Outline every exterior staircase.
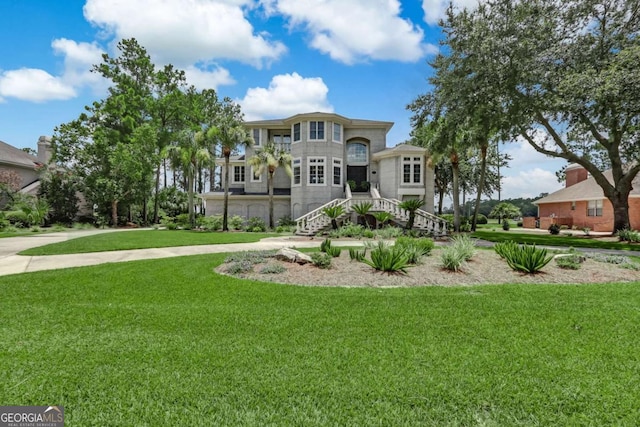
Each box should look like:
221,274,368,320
295,188,448,236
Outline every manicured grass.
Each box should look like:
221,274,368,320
1,255,639,425
472,229,639,251
19,230,280,255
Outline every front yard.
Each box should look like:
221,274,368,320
1,253,639,425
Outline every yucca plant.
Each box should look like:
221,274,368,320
349,247,367,262
325,245,342,258
440,246,466,272
503,244,553,274
494,240,519,259
449,234,476,261
320,238,332,253
322,205,346,229
395,236,435,264
361,241,411,274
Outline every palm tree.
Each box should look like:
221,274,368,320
164,131,211,228
322,205,345,230
215,101,253,231
489,202,521,225
352,202,372,227
247,141,293,229
398,198,424,230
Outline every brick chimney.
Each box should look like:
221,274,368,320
37,136,52,164
565,163,589,187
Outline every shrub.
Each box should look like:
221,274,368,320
175,213,191,228
361,241,411,274
311,252,332,269
229,215,244,230
502,220,510,231
502,244,553,274
225,260,254,274
395,236,435,264
198,215,222,231
224,251,275,264
363,229,375,239
278,215,297,227
449,234,476,261
374,226,403,239
328,223,365,238
440,246,466,272
475,214,488,225
555,254,583,270
548,224,560,235
517,221,523,227
582,227,591,236
259,263,286,274
616,228,640,243
246,217,266,232
5,210,29,228
349,248,367,262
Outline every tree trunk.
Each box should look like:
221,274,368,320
223,151,231,231
451,152,461,232
438,191,444,215
153,165,161,224
609,190,631,232
111,199,118,228
471,143,488,232
268,171,275,229
188,170,195,228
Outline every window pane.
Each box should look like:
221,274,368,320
403,164,411,183
253,129,260,145
317,121,324,139
414,164,421,183
293,123,301,141
347,143,367,163
333,166,341,185
333,123,341,141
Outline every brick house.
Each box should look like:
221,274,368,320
0,136,51,196
523,163,640,232
201,112,446,234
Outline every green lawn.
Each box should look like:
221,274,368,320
472,229,639,251
1,254,639,425
19,230,280,255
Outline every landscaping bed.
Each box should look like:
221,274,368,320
218,249,640,287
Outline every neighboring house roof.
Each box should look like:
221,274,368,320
371,143,427,161
534,170,640,205
245,112,394,133
0,139,40,169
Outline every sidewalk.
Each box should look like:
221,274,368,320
0,231,346,277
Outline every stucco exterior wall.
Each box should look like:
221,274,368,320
205,195,291,225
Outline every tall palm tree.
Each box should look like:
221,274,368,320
164,130,211,227
214,101,253,231
248,141,293,229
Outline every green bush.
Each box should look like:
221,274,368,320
259,263,286,274
373,226,403,239
548,223,560,235
555,255,583,270
361,241,411,274
395,236,435,264
246,217,266,232
328,223,365,238
175,213,191,228
616,228,640,243
311,252,332,269
225,260,254,274
475,214,488,225
229,215,245,230
5,210,29,228
502,220,510,231
349,248,367,262
440,246,466,272
224,251,275,264
501,244,553,274
449,234,476,261
198,215,222,231
277,215,297,227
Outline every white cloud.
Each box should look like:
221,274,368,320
184,65,235,90
422,0,483,26
52,38,106,90
83,0,287,67
501,168,563,200
238,72,333,120
0,68,76,102
271,0,436,64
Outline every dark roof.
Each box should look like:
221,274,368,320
0,140,40,168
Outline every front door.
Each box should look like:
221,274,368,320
347,166,368,192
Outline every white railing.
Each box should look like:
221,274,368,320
295,194,448,236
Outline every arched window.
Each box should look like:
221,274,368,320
347,142,368,164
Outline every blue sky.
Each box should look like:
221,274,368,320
0,0,564,200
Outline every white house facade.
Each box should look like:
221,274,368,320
201,112,442,234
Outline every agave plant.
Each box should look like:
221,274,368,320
373,211,393,229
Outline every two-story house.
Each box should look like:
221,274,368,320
201,112,442,234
